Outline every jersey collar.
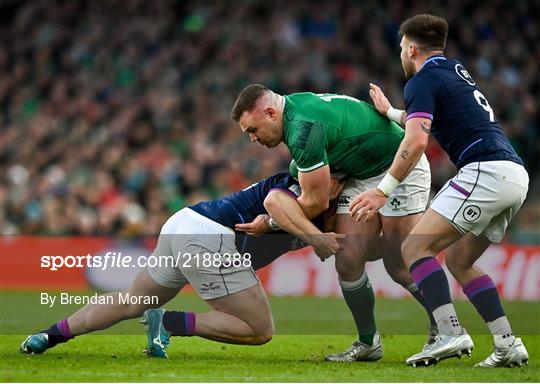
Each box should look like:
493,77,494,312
420,54,447,70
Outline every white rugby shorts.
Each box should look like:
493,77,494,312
337,153,431,216
147,208,259,299
430,160,529,243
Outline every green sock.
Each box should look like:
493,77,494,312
340,271,377,345
406,282,437,327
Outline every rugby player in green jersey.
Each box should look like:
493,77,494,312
231,84,436,362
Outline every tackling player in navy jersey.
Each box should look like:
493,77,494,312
350,14,529,368
20,173,343,357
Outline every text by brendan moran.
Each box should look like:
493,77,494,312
40,292,159,307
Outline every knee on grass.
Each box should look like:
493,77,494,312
246,320,275,345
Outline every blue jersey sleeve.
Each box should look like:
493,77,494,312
404,72,438,122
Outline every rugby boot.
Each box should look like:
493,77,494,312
475,337,528,368
140,309,170,358
20,333,49,354
325,333,383,362
423,324,439,351
406,328,473,367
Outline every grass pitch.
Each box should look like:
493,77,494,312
1,292,539,382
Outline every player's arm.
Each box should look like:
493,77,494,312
350,78,435,222
264,190,322,237
385,117,430,182
288,120,331,217
383,76,436,184
348,118,429,221
264,189,343,259
297,165,331,218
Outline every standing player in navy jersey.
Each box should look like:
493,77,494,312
350,14,529,368
20,173,343,358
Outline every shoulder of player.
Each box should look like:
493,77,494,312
259,173,299,199
404,70,442,94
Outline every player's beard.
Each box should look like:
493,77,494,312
402,59,416,79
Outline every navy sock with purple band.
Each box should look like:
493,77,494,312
162,311,196,336
409,256,464,335
40,318,74,348
463,274,505,322
409,256,452,311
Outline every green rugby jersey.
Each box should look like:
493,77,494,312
283,92,404,180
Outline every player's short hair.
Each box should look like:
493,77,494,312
400,14,448,53
231,83,269,122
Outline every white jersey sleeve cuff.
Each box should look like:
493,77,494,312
297,162,325,172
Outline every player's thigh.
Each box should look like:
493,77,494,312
335,179,383,277
381,213,422,243
401,208,462,266
129,268,181,301
336,179,382,245
336,213,382,258
123,268,182,316
380,213,422,276
205,283,273,335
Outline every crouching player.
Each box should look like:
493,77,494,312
20,172,343,357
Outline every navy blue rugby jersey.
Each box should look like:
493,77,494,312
189,172,301,229
189,172,320,266
404,55,523,169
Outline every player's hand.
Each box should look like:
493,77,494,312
349,188,388,222
369,83,392,116
312,232,346,261
235,214,271,236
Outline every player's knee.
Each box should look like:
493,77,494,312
335,258,364,281
335,248,365,280
251,332,273,345
249,322,274,345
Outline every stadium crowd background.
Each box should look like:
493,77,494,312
1,0,538,242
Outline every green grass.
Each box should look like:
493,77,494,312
1,292,539,382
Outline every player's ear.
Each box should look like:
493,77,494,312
265,107,277,120
408,43,416,60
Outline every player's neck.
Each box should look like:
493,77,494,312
276,94,285,112
415,50,444,72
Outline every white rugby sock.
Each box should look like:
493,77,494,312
339,271,368,290
433,303,462,336
488,316,515,348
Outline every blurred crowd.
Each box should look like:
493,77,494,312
1,0,538,242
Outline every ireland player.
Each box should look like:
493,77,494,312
351,14,529,367
20,173,342,357
231,85,435,361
